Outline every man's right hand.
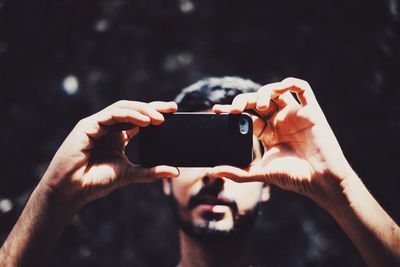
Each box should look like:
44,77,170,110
41,100,179,208
0,100,180,267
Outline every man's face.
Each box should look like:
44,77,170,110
163,138,270,240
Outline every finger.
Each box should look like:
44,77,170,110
96,107,151,127
255,100,280,119
210,165,265,183
256,83,279,111
271,103,302,130
214,99,278,122
125,126,140,140
112,100,177,113
276,91,301,109
149,101,178,113
279,77,316,106
228,91,279,119
250,114,267,138
211,165,250,182
255,78,314,111
109,100,168,125
135,105,165,125
257,82,294,109
121,164,180,185
212,104,232,113
117,102,166,125
253,136,263,160
78,109,150,141
149,165,180,178
231,93,258,114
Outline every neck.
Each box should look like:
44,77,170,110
177,230,252,267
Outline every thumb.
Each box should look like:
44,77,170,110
120,161,180,185
210,163,267,183
250,114,267,138
211,146,310,185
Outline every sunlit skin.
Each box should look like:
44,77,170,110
210,78,355,199
41,100,180,206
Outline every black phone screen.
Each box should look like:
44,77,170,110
138,112,253,168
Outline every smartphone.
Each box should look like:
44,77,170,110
138,112,253,168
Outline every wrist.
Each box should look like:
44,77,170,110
37,175,87,216
309,169,362,216
42,164,95,208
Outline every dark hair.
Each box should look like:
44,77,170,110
174,76,261,112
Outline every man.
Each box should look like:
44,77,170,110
0,77,399,267
164,77,270,267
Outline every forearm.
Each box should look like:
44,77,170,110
319,175,400,267
0,181,80,267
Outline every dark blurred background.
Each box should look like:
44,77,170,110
1,0,400,266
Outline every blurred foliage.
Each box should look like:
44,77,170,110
0,0,400,266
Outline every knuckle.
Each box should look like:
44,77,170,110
144,103,155,110
282,77,299,87
282,77,298,83
231,96,241,105
282,77,311,91
111,100,128,107
75,117,94,131
108,107,122,115
257,85,267,92
77,117,90,126
258,85,271,94
233,93,246,103
301,80,311,90
141,106,156,115
114,100,142,107
117,100,130,105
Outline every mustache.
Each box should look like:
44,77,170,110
187,193,238,214
186,176,238,214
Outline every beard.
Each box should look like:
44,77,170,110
167,194,260,244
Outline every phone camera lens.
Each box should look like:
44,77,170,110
239,118,249,135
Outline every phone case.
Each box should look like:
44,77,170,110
138,112,253,167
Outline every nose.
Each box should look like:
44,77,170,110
201,175,224,196
203,175,224,185
203,168,223,184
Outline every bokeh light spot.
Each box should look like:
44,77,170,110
62,75,79,95
94,19,110,32
178,0,195,14
164,52,193,72
0,198,13,213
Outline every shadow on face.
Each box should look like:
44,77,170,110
163,136,270,239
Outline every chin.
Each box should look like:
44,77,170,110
168,195,261,243
192,211,235,232
178,208,260,243
207,218,235,231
